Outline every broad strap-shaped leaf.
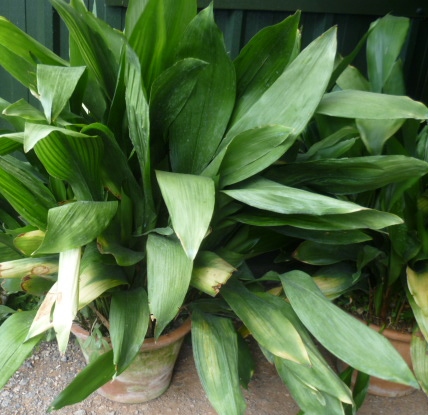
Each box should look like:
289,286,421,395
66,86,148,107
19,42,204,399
37,64,86,124
0,16,67,91
231,11,300,124
3,99,46,122
147,233,193,338
275,360,348,415
125,47,156,231
223,177,397,218
218,125,292,187
192,309,246,415
190,251,235,296
53,248,81,354
78,243,128,309
127,0,196,90
407,265,428,317
280,271,419,388
317,90,428,120
110,287,150,374
0,155,57,230
269,155,428,194
0,311,43,390
367,15,410,93
225,26,337,144
36,201,118,254
170,3,236,174
150,58,208,145
411,329,428,395
51,0,125,101
234,208,402,231
30,127,104,201
221,278,310,364
49,350,115,411
0,255,58,279
156,170,215,260
356,119,405,155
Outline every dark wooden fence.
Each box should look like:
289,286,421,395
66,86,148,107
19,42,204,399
1,0,427,105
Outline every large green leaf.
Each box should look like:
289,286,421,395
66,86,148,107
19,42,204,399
221,279,310,364
37,64,86,124
411,329,428,394
356,119,405,155
0,17,67,91
28,126,104,201
156,170,215,260
223,177,395,217
0,155,57,230
269,155,428,194
366,15,410,93
0,311,43,389
219,125,292,187
280,271,419,388
49,350,115,411
147,234,193,338
36,201,118,254
225,26,337,143
3,99,46,122
110,287,150,374
234,209,402,231
150,58,208,144
127,0,196,89
78,243,128,309
125,47,156,231
192,310,246,415
51,0,125,101
317,90,428,120
170,4,236,174
53,248,81,353
231,11,300,124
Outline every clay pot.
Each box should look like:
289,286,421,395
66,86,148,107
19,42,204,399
337,320,415,397
71,319,191,403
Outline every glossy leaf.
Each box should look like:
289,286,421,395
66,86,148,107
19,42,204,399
51,0,125,101
317,91,428,120
78,243,128,309
156,170,215,260
37,64,86,123
411,329,428,394
170,4,236,174
407,265,428,317
231,11,300,123
192,309,246,415
0,17,66,91
0,155,57,230
125,48,156,231
147,234,193,338
219,125,292,187
191,251,235,296
234,209,402,231
110,287,150,374
269,155,428,194
366,15,410,93
127,0,196,89
49,350,115,411
36,201,118,254
0,311,43,389
223,177,399,219
3,99,46,122
24,128,103,200
53,248,81,353
221,279,310,364
280,271,419,388
226,26,337,143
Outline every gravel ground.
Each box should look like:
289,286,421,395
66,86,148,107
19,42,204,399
1,337,427,415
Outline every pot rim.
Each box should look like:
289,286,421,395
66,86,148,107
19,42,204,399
71,317,192,351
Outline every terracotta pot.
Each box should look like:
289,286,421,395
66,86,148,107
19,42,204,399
337,320,415,397
71,319,191,403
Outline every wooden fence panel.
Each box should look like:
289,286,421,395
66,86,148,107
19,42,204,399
0,1,427,105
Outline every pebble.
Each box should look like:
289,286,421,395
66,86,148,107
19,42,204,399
73,410,87,415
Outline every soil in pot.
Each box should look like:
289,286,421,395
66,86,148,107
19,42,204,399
71,319,191,404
